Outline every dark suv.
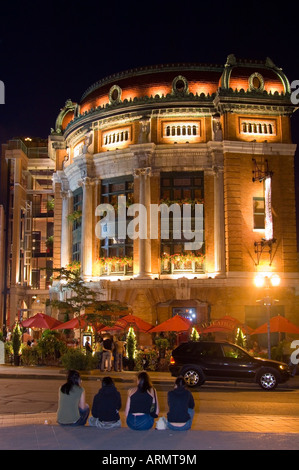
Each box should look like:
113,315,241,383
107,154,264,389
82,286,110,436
169,341,291,390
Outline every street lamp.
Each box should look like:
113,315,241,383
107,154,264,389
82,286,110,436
254,273,280,359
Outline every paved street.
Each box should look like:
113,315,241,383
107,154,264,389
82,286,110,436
1,376,299,418
0,366,299,450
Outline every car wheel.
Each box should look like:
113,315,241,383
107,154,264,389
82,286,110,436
257,369,279,391
183,368,205,387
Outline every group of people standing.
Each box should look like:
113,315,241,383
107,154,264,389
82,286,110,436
85,335,126,372
57,370,195,431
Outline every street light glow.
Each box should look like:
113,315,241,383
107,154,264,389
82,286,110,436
254,273,265,288
270,274,281,287
254,273,281,288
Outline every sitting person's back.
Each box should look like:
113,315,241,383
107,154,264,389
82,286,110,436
166,376,195,431
125,371,159,430
57,370,89,426
89,377,122,429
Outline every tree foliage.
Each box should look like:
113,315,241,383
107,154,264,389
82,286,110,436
47,266,129,343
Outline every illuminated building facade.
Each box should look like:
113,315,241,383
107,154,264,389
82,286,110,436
4,54,299,330
1,138,54,326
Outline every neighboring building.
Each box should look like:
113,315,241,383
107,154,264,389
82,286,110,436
3,54,299,331
1,137,55,327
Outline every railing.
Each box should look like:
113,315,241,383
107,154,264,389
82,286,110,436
7,139,48,158
161,256,205,274
94,258,133,277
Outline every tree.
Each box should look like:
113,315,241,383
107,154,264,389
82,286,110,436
47,265,129,348
126,326,137,370
12,323,22,365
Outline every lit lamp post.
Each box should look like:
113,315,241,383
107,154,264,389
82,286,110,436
254,273,280,359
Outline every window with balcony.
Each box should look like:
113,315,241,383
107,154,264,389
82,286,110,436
160,172,205,274
98,176,134,276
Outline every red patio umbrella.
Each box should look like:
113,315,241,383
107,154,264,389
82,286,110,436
99,325,123,332
114,314,153,332
52,314,107,332
149,315,191,333
250,315,299,335
21,313,62,329
52,315,89,330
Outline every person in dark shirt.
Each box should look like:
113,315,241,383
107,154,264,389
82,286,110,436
125,371,159,430
166,376,195,431
101,336,114,371
88,376,122,429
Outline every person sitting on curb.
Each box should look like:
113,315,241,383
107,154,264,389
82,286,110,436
166,376,195,431
125,371,159,430
89,376,122,429
57,370,89,426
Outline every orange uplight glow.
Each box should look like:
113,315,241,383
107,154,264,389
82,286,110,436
189,81,217,95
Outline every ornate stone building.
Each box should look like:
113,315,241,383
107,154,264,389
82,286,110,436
48,55,299,330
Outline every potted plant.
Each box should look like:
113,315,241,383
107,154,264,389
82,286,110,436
47,198,55,214
12,323,22,366
46,235,53,254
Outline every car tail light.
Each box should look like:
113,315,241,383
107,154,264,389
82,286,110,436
170,356,175,365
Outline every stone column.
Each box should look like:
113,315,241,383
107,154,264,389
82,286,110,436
79,177,94,279
213,165,225,275
134,167,151,278
60,190,73,267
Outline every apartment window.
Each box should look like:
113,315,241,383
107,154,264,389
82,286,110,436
253,197,265,230
32,231,41,256
31,269,40,289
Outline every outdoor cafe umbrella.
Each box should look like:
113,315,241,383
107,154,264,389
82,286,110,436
149,315,191,333
52,315,106,331
21,312,63,330
250,315,299,336
114,314,153,332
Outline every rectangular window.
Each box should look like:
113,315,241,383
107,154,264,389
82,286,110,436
72,188,82,261
253,197,265,230
160,171,205,274
100,175,134,260
31,269,40,289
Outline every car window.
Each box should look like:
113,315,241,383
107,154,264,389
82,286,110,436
222,344,248,359
198,343,223,358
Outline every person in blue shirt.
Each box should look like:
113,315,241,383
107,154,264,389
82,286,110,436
166,376,195,431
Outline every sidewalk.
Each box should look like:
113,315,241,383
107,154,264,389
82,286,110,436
0,365,299,450
1,363,299,388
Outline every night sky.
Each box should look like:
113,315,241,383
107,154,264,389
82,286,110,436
1,1,299,212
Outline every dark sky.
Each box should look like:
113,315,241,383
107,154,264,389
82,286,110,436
1,0,299,204
0,0,298,143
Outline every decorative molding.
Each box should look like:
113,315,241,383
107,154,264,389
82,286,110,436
109,85,122,105
248,72,265,92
